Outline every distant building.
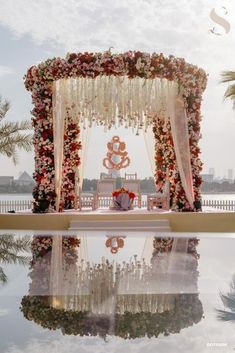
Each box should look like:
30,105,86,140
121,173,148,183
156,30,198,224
228,169,233,181
15,171,34,186
0,176,14,186
100,172,108,179
100,172,120,179
201,174,214,182
209,168,215,178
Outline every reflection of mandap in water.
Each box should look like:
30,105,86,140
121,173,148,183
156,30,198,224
20,235,203,339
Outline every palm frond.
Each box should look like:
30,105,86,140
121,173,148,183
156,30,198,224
0,96,33,164
220,71,235,83
217,309,235,322
0,96,10,122
0,133,32,164
0,266,7,284
220,293,235,312
223,85,235,101
0,251,30,266
0,120,32,137
0,234,31,253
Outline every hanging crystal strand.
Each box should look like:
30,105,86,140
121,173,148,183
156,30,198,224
91,78,95,126
120,77,124,125
83,78,86,124
132,79,137,128
124,77,128,125
107,76,112,129
142,79,146,128
94,77,98,124
96,76,101,125
111,76,115,128
71,79,75,121
85,77,89,124
102,76,107,131
113,77,116,127
140,79,146,128
120,77,125,127
161,78,166,118
108,76,112,127
89,77,92,120
86,78,90,123
146,79,153,128
136,78,140,129
128,79,132,126
139,78,142,127
118,77,123,124
113,77,117,127
137,78,141,128
100,76,105,126
76,79,81,125
147,79,152,118
81,78,84,122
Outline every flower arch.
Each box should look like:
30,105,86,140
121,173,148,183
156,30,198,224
24,51,207,212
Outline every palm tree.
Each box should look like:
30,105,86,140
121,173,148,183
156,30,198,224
0,96,32,164
0,234,31,284
217,274,235,322
221,71,235,108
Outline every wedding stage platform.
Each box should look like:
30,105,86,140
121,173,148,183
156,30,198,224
0,206,235,232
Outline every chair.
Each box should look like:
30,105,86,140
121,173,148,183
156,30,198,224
124,172,137,180
95,179,116,208
147,180,170,211
121,179,142,208
77,188,97,211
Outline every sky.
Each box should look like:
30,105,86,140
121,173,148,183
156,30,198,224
0,0,235,179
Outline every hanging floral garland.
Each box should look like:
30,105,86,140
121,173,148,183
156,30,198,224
25,51,207,212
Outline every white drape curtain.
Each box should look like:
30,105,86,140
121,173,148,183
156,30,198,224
77,125,91,193
53,79,91,209
167,82,195,209
52,77,194,210
62,79,91,193
52,80,66,211
49,235,63,308
143,127,156,180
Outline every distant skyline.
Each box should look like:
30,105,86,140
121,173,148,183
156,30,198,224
0,0,235,178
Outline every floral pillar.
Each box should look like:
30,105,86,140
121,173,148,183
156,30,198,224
31,83,57,212
184,92,204,211
62,109,81,210
153,116,178,210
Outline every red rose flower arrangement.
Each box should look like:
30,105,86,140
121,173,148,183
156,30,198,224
112,187,136,199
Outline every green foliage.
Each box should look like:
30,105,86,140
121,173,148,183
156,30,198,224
221,71,235,108
0,234,31,284
217,275,235,322
0,96,32,164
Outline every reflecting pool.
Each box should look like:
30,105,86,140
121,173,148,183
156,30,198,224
0,231,235,353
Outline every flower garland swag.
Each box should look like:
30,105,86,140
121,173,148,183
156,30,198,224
25,51,207,212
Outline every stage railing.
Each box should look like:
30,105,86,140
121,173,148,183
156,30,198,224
0,198,235,212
